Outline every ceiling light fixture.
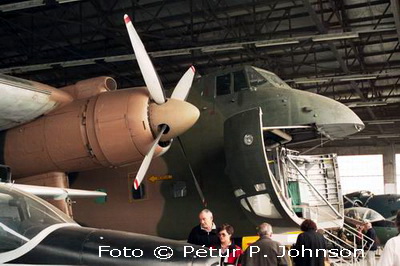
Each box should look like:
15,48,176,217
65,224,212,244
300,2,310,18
347,135,372,140
368,121,395,125
340,76,377,82
0,0,45,12
345,101,387,108
377,134,400,138
294,79,329,84
151,49,191,57
365,119,400,125
56,0,82,3
104,55,134,62
255,40,299,47
312,32,359,42
60,59,96,67
201,45,243,53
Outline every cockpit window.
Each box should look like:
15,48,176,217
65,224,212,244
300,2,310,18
266,74,292,89
214,67,291,96
344,207,384,223
216,73,231,96
233,71,248,92
248,67,292,90
247,68,269,87
0,185,76,253
216,70,250,96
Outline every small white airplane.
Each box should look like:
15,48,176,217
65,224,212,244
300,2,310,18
0,181,217,265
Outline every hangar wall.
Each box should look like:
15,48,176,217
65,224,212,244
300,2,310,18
302,144,399,194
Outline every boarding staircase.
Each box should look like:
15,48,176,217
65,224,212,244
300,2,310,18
282,149,343,226
279,149,373,265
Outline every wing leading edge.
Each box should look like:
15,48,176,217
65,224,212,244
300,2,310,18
0,73,73,130
1,182,106,199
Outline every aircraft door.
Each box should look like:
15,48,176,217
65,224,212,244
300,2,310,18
224,107,302,231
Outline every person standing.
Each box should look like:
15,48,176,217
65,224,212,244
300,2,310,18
187,209,219,247
377,211,400,266
363,221,378,266
292,219,327,266
242,223,288,266
213,223,243,266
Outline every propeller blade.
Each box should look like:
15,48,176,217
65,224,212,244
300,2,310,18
124,14,165,104
177,136,207,207
133,125,167,190
171,66,196,101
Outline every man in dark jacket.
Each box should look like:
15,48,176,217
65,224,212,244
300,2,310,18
187,209,219,247
293,219,327,266
363,221,377,266
242,223,288,266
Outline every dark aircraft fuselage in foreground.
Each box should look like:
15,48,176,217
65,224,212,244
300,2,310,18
72,66,364,239
344,191,400,219
0,184,218,265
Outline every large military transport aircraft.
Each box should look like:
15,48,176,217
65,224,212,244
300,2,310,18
71,66,365,239
0,13,365,241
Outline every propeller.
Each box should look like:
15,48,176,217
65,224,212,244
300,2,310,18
124,15,165,104
133,125,167,190
171,66,196,101
124,14,199,190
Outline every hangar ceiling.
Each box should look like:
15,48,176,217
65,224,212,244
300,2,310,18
0,0,399,147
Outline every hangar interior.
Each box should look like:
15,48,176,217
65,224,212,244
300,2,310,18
1,0,399,192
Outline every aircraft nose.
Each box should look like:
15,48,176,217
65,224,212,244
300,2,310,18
149,98,200,141
301,92,365,138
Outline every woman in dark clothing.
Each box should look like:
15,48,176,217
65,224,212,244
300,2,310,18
212,224,242,266
293,219,327,266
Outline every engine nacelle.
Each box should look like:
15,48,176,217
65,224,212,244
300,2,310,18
3,88,164,178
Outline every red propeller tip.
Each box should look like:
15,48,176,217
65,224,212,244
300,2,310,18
124,15,131,24
134,179,139,190
190,65,195,72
